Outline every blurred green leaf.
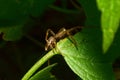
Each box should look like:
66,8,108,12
0,0,55,27
29,63,57,80
0,25,24,41
56,28,115,80
29,0,55,17
77,0,101,26
105,27,120,62
0,0,56,41
96,0,120,53
0,0,30,26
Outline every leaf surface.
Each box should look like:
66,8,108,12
77,0,101,26
56,28,115,80
29,63,57,80
0,0,55,27
0,25,24,41
96,0,120,53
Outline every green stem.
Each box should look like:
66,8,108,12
22,49,58,80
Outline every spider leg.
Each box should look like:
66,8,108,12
58,27,66,33
45,38,56,51
66,31,77,47
54,27,67,39
45,39,50,51
50,39,56,49
66,26,82,50
45,29,56,51
45,29,56,42
67,26,83,32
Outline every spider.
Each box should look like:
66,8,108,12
45,26,83,51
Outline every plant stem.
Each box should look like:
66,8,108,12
22,49,58,80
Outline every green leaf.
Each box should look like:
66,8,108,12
0,0,55,27
29,63,57,80
56,28,115,80
105,27,120,62
0,0,30,26
29,0,55,17
0,25,24,41
77,0,101,26
96,0,120,53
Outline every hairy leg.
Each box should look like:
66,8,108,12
45,29,55,42
45,29,56,51
66,26,82,50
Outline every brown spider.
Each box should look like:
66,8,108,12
45,26,83,51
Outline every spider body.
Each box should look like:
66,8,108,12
45,26,82,51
